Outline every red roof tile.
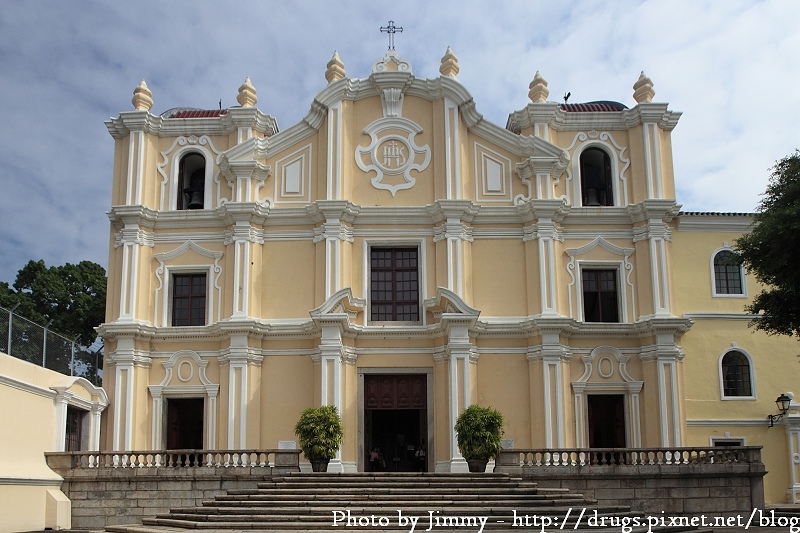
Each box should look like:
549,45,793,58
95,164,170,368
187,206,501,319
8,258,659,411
559,101,628,113
167,109,228,119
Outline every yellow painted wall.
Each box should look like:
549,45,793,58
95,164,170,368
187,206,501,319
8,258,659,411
0,353,109,530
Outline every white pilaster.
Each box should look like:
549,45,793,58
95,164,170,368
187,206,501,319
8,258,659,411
51,388,73,452
442,317,477,472
430,201,477,298
528,332,568,448
317,321,348,472
220,334,261,449
443,98,460,199
642,334,684,447
784,398,800,503
327,103,342,200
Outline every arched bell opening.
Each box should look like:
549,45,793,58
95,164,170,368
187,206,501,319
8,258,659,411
178,152,206,210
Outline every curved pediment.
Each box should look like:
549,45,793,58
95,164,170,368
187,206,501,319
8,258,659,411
424,287,480,318
566,236,634,259
310,288,366,321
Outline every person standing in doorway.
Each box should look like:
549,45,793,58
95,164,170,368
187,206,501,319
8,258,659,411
415,440,426,472
370,446,382,472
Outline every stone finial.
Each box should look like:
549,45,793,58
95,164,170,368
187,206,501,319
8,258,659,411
237,77,257,107
132,80,153,111
325,51,346,83
633,71,655,103
528,71,549,103
439,46,459,78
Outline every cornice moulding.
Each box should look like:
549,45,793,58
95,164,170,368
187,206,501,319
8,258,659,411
505,102,681,134
683,312,759,321
677,213,753,232
106,109,278,139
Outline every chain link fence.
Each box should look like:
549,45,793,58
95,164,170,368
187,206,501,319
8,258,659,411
0,305,102,386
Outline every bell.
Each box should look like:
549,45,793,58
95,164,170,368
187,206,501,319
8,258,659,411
184,169,205,209
185,188,204,210
585,188,600,206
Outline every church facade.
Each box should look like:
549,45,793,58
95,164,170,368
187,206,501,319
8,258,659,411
99,48,800,504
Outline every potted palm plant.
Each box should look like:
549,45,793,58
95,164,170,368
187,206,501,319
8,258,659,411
293,405,344,472
454,404,504,472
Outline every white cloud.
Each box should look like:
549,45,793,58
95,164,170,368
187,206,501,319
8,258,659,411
0,0,797,282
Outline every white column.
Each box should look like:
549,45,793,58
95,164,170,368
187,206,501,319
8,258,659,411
205,386,219,450
443,98,460,200
528,332,568,448
785,398,800,503
230,226,252,317
222,334,260,449
317,321,348,472
444,320,476,472
326,103,342,200
642,335,684,447
89,403,103,451
641,122,663,199
51,388,73,452
149,387,164,449
649,234,671,317
109,338,146,451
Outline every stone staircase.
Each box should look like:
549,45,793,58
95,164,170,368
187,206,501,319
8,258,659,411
104,472,706,532
763,506,800,527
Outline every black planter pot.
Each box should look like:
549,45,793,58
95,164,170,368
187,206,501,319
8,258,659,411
310,459,330,472
466,458,489,473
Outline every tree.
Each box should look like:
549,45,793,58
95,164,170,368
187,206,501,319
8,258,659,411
1,260,106,382
7,260,107,342
735,150,800,338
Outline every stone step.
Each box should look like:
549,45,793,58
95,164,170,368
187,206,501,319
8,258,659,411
111,472,703,533
203,496,593,507
254,481,537,491
161,505,635,517
116,525,713,533
226,486,563,496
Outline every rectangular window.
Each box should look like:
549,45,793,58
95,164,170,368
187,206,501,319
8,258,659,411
172,273,207,326
370,248,419,322
65,406,83,451
715,265,743,294
713,250,744,295
582,269,619,322
710,437,745,447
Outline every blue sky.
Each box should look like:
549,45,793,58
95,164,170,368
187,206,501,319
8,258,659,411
0,0,797,283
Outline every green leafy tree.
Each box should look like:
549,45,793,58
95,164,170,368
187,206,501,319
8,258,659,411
1,260,106,382
735,150,800,338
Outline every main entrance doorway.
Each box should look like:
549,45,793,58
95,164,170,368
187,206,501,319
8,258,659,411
587,394,626,448
166,397,204,450
364,374,427,472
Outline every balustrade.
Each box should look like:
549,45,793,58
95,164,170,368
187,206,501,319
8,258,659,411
496,446,761,470
46,449,301,470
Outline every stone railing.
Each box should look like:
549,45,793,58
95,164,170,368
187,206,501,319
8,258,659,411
46,449,302,529
495,446,765,514
496,445,762,469
46,448,301,471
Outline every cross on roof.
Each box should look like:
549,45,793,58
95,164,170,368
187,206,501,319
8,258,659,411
380,20,403,50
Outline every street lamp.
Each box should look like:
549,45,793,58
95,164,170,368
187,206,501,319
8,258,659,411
768,393,792,427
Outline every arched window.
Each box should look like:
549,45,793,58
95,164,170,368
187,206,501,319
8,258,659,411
720,350,754,398
713,250,745,295
580,148,613,206
177,152,206,210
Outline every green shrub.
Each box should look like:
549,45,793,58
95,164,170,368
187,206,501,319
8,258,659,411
454,404,504,460
293,405,344,461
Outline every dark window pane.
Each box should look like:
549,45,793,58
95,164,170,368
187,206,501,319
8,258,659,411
722,351,752,396
65,406,83,451
714,251,743,294
580,148,613,206
582,269,619,323
370,248,419,321
172,273,207,326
